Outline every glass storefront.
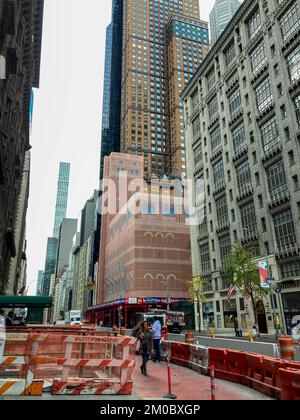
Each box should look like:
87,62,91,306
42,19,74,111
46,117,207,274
223,299,237,328
202,302,215,331
282,292,300,335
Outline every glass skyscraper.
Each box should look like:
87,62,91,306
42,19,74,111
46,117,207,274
99,0,123,180
42,162,70,296
36,270,44,296
42,237,58,296
100,23,113,180
53,162,70,238
209,0,241,44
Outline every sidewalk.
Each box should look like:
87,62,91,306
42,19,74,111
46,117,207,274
132,356,273,400
0,358,273,400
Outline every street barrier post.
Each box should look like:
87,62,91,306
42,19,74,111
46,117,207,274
164,342,177,400
210,363,216,400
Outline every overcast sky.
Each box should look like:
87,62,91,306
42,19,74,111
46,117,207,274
26,0,216,294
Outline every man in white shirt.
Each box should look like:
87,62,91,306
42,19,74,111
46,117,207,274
152,317,162,363
0,309,6,359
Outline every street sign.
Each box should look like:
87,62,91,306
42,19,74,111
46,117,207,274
275,287,282,293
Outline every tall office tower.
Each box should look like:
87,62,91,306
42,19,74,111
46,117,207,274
36,270,43,296
166,13,210,176
55,218,77,278
99,1,123,179
41,162,71,295
53,162,71,238
120,0,209,178
0,0,44,293
100,23,113,180
99,0,209,181
183,0,300,335
209,0,241,44
42,237,58,296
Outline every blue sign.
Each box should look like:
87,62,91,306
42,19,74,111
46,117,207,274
275,288,282,294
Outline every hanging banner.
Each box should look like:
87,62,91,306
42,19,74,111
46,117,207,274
259,261,269,288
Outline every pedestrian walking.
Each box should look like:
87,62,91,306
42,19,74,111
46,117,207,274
252,324,258,339
5,311,14,327
152,316,162,363
112,324,118,336
234,318,239,337
138,321,152,376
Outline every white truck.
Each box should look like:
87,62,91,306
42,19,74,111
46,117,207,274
65,310,82,325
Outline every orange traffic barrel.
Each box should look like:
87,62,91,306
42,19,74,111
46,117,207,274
185,332,195,344
119,327,126,336
162,326,168,341
279,336,295,360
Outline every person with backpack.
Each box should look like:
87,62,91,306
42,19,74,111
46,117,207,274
132,321,152,376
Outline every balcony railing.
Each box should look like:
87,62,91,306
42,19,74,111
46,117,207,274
275,238,298,256
203,282,213,293
237,183,253,200
269,188,290,207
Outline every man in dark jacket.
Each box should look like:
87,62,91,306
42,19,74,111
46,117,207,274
5,311,14,327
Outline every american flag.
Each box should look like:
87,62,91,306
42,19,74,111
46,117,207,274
227,284,235,302
244,282,256,300
243,289,251,300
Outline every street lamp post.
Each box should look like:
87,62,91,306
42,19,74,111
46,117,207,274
242,228,279,341
161,280,170,311
267,278,279,341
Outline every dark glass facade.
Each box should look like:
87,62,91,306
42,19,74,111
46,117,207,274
100,24,113,180
99,0,123,180
42,237,58,296
53,162,70,239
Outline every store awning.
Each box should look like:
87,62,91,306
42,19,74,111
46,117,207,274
0,296,52,308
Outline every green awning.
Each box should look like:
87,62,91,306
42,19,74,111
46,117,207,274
0,296,52,308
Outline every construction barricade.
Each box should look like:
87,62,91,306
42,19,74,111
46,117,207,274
24,333,137,396
279,368,300,400
1,331,137,396
170,342,191,368
0,333,44,396
160,340,170,362
189,345,209,374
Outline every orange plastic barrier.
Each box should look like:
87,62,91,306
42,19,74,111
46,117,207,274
170,342,190,368
279,368,300,400
208,348,247,384
245,354,283,399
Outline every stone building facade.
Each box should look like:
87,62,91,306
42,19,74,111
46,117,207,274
0,0,44,293
182,0,300,334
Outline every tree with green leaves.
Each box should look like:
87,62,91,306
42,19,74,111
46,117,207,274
186,274,207,333
222,243,267,325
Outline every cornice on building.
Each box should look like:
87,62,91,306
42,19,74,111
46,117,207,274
181,0,259,100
